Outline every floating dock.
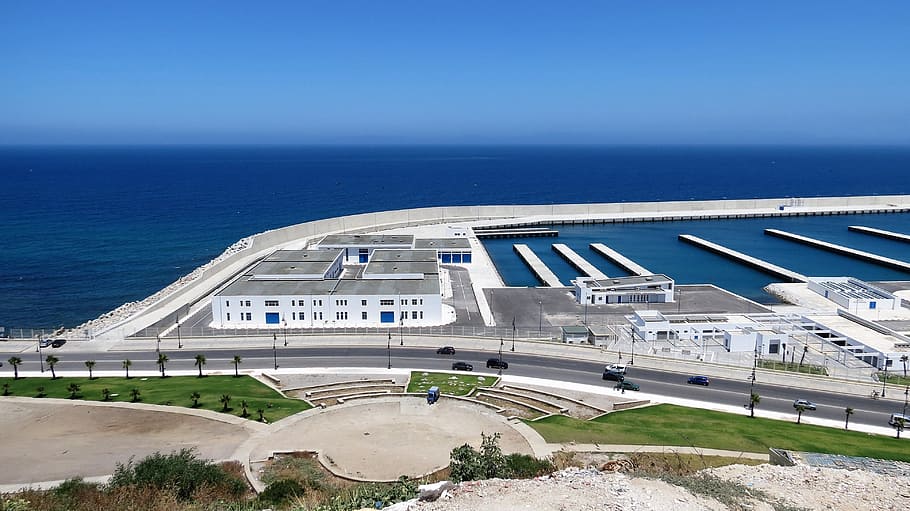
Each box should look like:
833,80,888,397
476,227,558,239
678,234,807,282
513,244,563,287
551,244,609,280
848,225,910,244
589,243,651,276
765,229,910,272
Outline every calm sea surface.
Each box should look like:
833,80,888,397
1,145,908,328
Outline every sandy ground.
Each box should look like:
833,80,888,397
0,399,252,485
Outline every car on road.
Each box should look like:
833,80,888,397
436,346,456,355
605,364,627,374
687,375,710,386
39,339,53,348
889,413,910,427
793,399,817,411
602,370,624,381
452,361,473,371
51,339,67,348
486,358,508,369
614,380,640,391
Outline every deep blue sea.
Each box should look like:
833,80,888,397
1,145,909,329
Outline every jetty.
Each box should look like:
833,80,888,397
551,244,609,280
765,229,910,272
589,243,651,276
678,234,807,282
513,244,563,287
475,227,558,239
848,225,910,244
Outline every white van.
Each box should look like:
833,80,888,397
889,413,910,427
605,364,627,374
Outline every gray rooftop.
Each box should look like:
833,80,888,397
316,234,414,247
218,274,439,297
263,249,343,262
585,274,673,288
363,261,440,278
370,249,439,263
414,238,471,250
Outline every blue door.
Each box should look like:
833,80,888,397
265,313,280,324
380,311,394,323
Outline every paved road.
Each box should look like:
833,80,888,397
2,345,902,429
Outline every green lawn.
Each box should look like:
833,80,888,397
0,375,311,422
529,404,910,462
407,371,495,396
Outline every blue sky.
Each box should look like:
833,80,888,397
1,1,908,144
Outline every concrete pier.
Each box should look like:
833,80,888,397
551,244,609,280
848,225,910,244
678,235,807,282
589,243,651,276
765,229,910,272
513,244,563,287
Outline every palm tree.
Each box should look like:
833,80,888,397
157,353,169,378
191,391,201,408
85,360,96,380
220,394,231,412
749,392,760,418
798,345,808,368
194,354,207,378
102,388,111,401
896,417,906,439
130,388,141,403
46,355,59,379
67,383,80,399
795,404,806,424
844,407,854,430
901,355,909,378
122,359,132,379
2,383,9,396
36,386,46,398
232,355,242,377
257,408,265,422
8,357,22,380
240,400,249,418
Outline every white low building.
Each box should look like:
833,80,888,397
573,275,674,305
628,310,789,355
312,234,472,265
807,277,899,312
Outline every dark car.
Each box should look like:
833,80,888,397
602,370,624,381
51,339,67,348
793,399,817,411
452,361,473,371
436,346,456,355
39,339,53,348
687,375,710,386
614,380,640,391
486,358,508,369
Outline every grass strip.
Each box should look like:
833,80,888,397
406,371,495,396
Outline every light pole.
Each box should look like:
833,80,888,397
511,316,516,352
283,317,288,347
176,315,182,349
629,327,635,365
272,333,278,370
156,334,161,355
538,300,542,337
498,338,504,376
37,340,45,372
387,331,392,370
903,386,908,418
882,364,888,398
399,316,403,346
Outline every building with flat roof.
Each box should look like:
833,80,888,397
573,275,674,305
807,277,899,312
312,234,472,264
628,310,789,355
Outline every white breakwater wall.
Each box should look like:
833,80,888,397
93,194,910,339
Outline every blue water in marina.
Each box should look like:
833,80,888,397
1,145,909,328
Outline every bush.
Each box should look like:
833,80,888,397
504,453,555,479
258,478,305,506
107,448,247,501
449,433,507,482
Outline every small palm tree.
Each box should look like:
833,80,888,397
67,383,80,399
795,404,806,424
844,407,854,430
194,354,207,378
896,417,906,439
36,386,46,398
798,345,808,368
46,355,59,379
220,394,231,412
122,359,132,379
902,355,909,378
232,355,242,377
102,388,111,401
8,357,22,380
85,360,96,380
157,353,169,378
130,388,141,403
2,383,9,396
257,408,265,422
191,391,201,408
240,400,249,418
749,392,760,418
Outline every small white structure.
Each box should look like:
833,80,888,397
573,275,674,305
561,326,590,344
807,277,899,312
628,310,789,355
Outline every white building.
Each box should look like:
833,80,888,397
573,275,674,305
627,310,789,355
312,234,472,265
211,248,444,328
807,277,899,312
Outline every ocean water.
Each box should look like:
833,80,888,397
1,145,909,328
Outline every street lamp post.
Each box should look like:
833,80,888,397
630,327,635,365
387,331,392,370
399,316,403,346
37,340,45,372
538,300,542,337
882,364,888,398
283,318,288,347
498,338,504,376
176,316,182,349
903,386,908,418
272,333,278,370
156,334,161,355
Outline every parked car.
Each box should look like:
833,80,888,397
614,380,640,391
486,358,508,369
436,346,456,355
605,364,627,374
51,339,67,348
39,339,53,348
889,413,910,427
687,375,710,386
452,361,473,371
602,370,624,381
792,399,817,411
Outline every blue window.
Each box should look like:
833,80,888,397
870,301,876,309
462,253,472,263
380,311,394,323
359,248,369,263
452,253,462,263
265,312,280,324
441,253,452,263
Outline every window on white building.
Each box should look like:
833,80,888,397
264,300,279,307
411,299,418,306
245,312,252,321
362,312,368,320
380,299,394,306
411,311,417,319
226,313,231,321
226,301,230,307
361,299,367,306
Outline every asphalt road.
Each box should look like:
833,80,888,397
2,345,902,429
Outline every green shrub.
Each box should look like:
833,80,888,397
107,448,246,501
504,453,555,478
449,433,507,482
258,478,305,506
